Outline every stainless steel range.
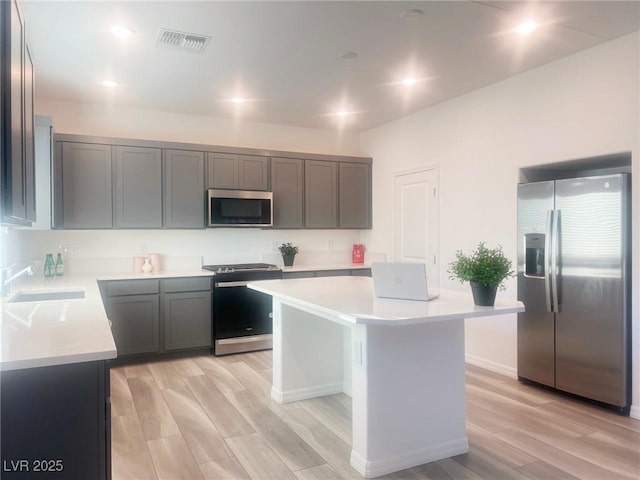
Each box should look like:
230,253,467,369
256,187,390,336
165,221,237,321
202,263,282,355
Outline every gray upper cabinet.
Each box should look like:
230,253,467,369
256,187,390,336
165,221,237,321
113,146,162,228
271,157,303,228
305,160,337,228
2,0,35,225
24,44,36,222
57,142,113,228
239,155,269,190
163,149,205,228
52,134,372,230
206,153,237,189
207,153,269,190
339,162,371,228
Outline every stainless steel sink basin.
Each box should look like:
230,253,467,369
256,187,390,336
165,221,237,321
9,290,85,303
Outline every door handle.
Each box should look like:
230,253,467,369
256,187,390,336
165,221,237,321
544,210,553,313
551,209,560,313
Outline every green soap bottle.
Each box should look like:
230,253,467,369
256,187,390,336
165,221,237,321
55,253,64,277
44,253,54,278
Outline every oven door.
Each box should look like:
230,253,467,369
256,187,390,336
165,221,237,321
213,281,273,355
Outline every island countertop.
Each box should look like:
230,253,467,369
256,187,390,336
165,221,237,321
248,276,524,326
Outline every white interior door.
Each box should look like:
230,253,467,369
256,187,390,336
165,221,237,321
393,167,439,288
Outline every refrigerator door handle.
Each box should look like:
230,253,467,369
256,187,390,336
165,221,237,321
551,209,560,313
544,210,554,312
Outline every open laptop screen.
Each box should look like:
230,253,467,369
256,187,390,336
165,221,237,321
371,262,439,301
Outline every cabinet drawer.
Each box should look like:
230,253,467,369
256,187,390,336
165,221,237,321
105,279,159,296
315,269,352,277
162,277,212,293
282,271,315,279
351,268,372,277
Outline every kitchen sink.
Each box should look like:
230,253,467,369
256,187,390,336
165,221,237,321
9,290,86,303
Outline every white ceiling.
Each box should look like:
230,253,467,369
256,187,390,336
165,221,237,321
21,1,640,133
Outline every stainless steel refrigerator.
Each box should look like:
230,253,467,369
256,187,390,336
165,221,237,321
517,173,631,411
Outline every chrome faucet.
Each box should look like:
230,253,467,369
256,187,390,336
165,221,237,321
1,263,36,297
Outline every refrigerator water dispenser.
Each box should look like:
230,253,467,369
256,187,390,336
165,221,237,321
524,233,545,278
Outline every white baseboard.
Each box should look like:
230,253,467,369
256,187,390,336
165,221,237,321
349,438,469,478
465,354,517,379
271,382,343,403
630,404,640,420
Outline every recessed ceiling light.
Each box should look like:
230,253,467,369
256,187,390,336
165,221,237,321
340,51,359,60
402,77,417,87
336,111,350,117
111,25,134,39
400,9,424,21
101,80,118,88
515,20,538,35
231,97,246,104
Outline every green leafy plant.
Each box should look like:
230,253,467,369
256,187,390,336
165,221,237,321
448,242,514,290
278,242,299,255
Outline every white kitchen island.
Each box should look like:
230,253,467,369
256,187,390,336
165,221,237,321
248,276,524,478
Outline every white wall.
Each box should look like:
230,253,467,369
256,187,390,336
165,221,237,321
13,228,365,272
35,99,362,156
360,33,640,414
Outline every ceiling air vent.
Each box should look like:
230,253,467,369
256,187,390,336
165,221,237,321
156,28,211,54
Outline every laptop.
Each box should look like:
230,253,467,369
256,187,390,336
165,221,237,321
371,262,439,301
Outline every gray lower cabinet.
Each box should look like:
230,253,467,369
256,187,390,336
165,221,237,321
163,291,212,350
55,142,113,228
207,153,269,191
271,157,304,228
163,149,205,228
339,162,371,228
108,293,160,356
282,268,371,279
101,277,212,357
113,145,162,228
1,360,110,480
305,160,337,228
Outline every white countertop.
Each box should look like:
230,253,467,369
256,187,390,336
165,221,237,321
248,276,524,326
1,275,116,371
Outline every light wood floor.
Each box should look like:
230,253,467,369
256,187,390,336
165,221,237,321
111,350,640,480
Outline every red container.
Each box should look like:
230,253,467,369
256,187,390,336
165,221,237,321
352,244,365,264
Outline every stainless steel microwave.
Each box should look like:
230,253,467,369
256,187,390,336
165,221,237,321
207,189,273,227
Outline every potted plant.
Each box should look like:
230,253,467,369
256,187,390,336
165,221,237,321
447,242,514,306
279,242,299,267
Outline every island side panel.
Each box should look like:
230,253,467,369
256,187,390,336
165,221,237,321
350,320,469,478
271,300,346,402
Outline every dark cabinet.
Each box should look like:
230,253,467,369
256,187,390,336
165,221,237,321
1,360,111,480
54,142,113,228
282,268,371,279
1,0,35,225
103,279,160,356
109,293,161,356
164,291,212,350
305,160,337,228
207,153,269,191
163,149,205,228
271,157,304,228
100,277,212,357
113,146,162,228
339,162,371,228
163,277,212,351
51,134,372,230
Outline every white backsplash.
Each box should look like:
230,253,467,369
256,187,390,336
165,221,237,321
8,228,380,273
